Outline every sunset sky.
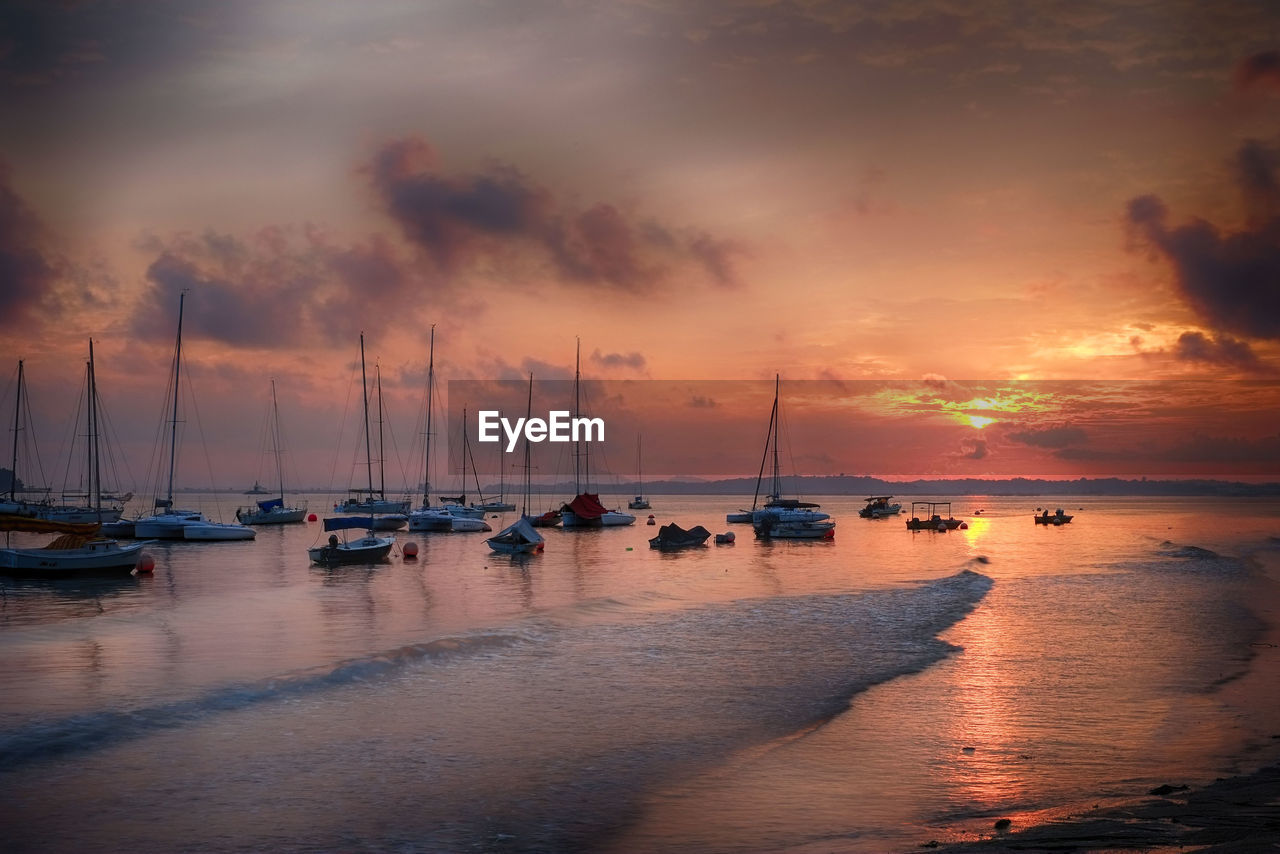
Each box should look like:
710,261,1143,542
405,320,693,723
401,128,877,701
2,1,1278,492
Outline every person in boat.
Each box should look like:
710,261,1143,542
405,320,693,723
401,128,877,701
1042,509,1050,519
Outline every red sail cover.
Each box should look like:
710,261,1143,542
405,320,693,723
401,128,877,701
564,493,608,520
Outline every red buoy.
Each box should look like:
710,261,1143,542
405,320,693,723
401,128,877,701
403,541,419,558
307,513,318,522
135,553,156,574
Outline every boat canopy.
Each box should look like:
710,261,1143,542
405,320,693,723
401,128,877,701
323,515,374,532
0,513,101,536
649,523,712,548
563,493,608,520
256,498,284,511
490,516,544,545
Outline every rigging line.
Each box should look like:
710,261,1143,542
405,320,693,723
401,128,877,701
18,365,52,498
183,360,230,522
55,364,90,496
95,389,137,497
325,357,358,494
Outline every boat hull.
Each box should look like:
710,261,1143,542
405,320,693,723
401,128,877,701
1034,515,1073,525
134,511,211,539
183,522,256,541
408,509,454,532
562,510,636,528
0,539,152,575
236,506,307,525
308,536,394,565
486,539,543,554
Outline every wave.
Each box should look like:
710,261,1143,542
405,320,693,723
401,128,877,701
0,630,526,769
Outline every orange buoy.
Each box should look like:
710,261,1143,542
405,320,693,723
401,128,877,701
403,541,419,559
307,513,318,522
135,553,156,574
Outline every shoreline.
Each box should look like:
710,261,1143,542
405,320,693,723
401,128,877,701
920,762,1280,852
914,545,1280,853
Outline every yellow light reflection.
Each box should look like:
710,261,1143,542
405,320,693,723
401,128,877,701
960,515,990,548
963,415,996,429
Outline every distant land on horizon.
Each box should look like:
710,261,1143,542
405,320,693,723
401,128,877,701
214,475,1280,497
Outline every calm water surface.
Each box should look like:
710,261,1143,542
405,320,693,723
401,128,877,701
1,494,1278,852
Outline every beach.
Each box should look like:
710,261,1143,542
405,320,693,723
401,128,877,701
924,542,1280,853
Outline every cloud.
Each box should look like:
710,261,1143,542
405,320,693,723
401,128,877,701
131,227,442,347
1171,331,1269,371
951,438,988,460
589,348,646,371
0,162,58,330
1125,139,1280,340
367,136,742,291
1007,425,1088,448
1234,50,1280,94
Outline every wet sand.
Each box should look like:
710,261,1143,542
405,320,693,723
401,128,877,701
918,549,1280,853
922,763,1280,852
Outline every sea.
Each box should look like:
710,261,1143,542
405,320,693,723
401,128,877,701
1,493,1278,853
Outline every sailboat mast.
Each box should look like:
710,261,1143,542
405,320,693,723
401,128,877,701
771,374,781,501
523,373,533,517
422,325,435,506
573,337,585,492
89,340,101,515
462,406,483,501
359,333,374,497
750,376,779,510
271,378,284,503
376,363,386,500
165,294,185,506
9,360,22,500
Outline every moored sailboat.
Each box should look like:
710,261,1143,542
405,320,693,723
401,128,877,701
236,380,307,525
748,375,834,540
559,340,634,528
487,374,545,555
132,294,255,541
336,335,408,530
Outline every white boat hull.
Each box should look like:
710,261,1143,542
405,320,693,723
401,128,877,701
134,511,211,539
0,538,152,574
183,522,256,541
472,501,516,512
447,517,492,533
408,509,454,532
561,510,636,527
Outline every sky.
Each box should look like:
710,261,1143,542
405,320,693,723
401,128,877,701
1,0,1279,493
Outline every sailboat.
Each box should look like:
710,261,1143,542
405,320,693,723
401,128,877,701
486,374,545,555
627,435,650,510
560,340,635,528
2,345,153,575
748,375,834,540
433,407,491,532
403,327,484,533
236,380,307,525
133,295,255,541
38,346,128,527
335,335,408,530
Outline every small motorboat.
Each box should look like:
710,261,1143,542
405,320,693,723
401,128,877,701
1034,509,1073,525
